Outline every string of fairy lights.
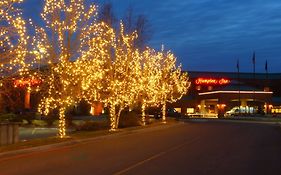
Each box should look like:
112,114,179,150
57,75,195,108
1,0,190,138
0,0,27,84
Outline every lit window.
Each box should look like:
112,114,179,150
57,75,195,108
186,108,194,114
208,86,213,91
174,108,181,113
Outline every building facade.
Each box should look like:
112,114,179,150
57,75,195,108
2,71,281,117
170,71,281,117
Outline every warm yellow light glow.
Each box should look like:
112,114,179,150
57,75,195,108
34,0,115,137
14,0,191,136
0,0,28,90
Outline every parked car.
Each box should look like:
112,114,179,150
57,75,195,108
224,108,239,117
224,106,257,117
146,107,182,119
167,108,182,118
146,107,162,119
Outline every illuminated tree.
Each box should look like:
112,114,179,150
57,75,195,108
106,23,142,130
156,49,190,122
0,0,28,113
82,22,141,131
78,21,115,116
34,0,115,138
137,47,190,124
0,0,27,64
138,47,162,125
0,0,27,87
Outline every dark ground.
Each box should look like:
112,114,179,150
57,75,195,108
0,121,281,175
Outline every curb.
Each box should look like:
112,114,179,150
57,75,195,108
181,118,281,126
0,122,182,159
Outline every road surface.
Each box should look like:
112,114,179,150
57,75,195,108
1,122,281,175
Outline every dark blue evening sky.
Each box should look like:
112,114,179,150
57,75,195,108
22,0,281,73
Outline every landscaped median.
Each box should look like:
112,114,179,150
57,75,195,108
0,118,180,157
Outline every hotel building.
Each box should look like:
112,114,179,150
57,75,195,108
170,71,281,117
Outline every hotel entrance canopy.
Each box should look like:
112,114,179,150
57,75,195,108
198,90,273,103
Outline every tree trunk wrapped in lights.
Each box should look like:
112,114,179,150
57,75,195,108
141,102,146,126
58,106,66,138
162,101,167,123
109,104,117,131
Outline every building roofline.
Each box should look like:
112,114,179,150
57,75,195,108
199,90,273,96
185,70,281,75
184,71,281,80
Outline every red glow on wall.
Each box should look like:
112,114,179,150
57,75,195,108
195,78,230,85
14,78,41,88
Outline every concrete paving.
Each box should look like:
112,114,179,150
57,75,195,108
19,127,59,140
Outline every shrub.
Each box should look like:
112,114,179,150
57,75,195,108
32,120,47,127
19,112,36,124
42,114,58,127
119,110,142,128
0,113,18,122
75,121,109,131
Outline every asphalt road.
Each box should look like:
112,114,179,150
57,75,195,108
1,122,281,175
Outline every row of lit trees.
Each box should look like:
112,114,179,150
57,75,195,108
1,0,190,138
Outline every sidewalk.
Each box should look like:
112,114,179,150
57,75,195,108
0,119,181,158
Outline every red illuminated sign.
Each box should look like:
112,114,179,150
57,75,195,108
14,78,41,88
195,78,230,85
